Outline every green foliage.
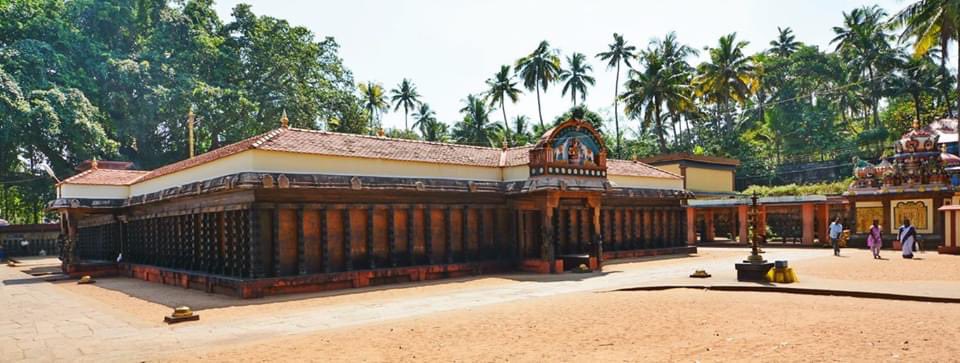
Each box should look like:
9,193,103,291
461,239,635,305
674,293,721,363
742,178,854,197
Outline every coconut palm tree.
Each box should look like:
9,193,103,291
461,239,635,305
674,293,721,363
693,33,757,134
596,33,637,158
358,81,389,132
421,119,450,142
511,115,535,146
622,50,692,152
412,103,437,136
453,94,501,146
894,54,941,121
485,65,521,143
890,0,960,117
769,27,801,57
831,6,894,128
559,52,596,107
653,32,698,147
515,41,561,128
390,79,421,131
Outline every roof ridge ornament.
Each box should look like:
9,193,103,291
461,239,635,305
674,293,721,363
280,110,289,128
91,158,98,170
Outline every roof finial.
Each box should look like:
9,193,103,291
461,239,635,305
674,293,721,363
913,118,920,131
280,110,289,128
376,128,385,137
502,139,509,150
90,158,98,170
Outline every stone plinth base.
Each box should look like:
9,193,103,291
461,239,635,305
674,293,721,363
938,246,960,255
735,262,774,282
603,246,697,260
63,261,118,278
164,314,199,324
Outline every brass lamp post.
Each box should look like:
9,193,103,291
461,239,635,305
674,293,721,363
744,192,765,264
734,192,773,281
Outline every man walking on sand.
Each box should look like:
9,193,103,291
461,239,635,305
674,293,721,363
829,217,843,256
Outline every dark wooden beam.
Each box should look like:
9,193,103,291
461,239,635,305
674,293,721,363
343,208,353,271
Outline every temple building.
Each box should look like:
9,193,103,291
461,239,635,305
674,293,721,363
845,121,960,249
49,119,694,297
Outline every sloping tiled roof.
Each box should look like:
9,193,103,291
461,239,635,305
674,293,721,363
607,159,682,179
63,127,680,185
637,152,740,167
60,168,149,186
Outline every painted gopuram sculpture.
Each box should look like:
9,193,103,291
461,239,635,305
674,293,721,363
845,121,960,245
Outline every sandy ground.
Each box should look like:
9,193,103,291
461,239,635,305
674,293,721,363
171,289,960,362
52,249,744,325
794,248,960,282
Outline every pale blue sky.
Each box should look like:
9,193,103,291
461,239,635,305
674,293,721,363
213,0,906,132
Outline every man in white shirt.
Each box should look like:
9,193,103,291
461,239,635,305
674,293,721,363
829,217,843,256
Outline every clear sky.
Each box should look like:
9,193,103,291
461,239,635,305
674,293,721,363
212,0,905,132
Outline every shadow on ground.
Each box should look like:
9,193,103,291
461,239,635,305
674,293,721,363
43,253,700,310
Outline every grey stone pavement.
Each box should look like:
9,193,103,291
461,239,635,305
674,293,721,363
0,248,901,362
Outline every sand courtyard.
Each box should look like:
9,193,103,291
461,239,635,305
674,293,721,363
2,247,960,362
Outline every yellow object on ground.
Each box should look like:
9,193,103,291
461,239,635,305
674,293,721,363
765,267,799,283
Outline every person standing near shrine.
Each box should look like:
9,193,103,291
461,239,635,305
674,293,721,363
898,218,917,259
829,217,843,256
867,219,883,259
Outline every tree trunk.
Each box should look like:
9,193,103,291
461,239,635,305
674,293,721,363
914,93,923,122
536,73,544,128
501,98,510,145
614,62,622,159
941,36,952,117
404,105,409,131
655,102,667,152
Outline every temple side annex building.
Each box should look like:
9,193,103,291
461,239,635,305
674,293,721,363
49,119,695,298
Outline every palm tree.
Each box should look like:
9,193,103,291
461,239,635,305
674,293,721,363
769,26,801,57
485,65,521,143
654,32,698,147
895,54,941,121
596,33,637,158
890,0,960,117
559,52,596,107
515,40,561,128
622,50,692,152
412,103,437,136
390,79,422,131
358,81,389,132
510,115,535,145
694,33,757,135
831,6,894,128
453,94,501,146
421,119,450,142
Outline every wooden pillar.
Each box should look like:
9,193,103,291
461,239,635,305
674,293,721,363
801,203,815,245
462,206,470,262
737,205,749,244
388,206,397,267
817,204,829,244
542,207,556,272
686,207,696,246
342,208,353,271
321,208,331,273
758,205,767,240
407,206,416,266
642,209,652,248
703,209,715,242
592,203,603,269
424,206,433,264
297,208,306,275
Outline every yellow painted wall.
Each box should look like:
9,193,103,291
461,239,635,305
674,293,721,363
58,184,129,199
130,151,255,196
502,166,529,182
685,167,734,193
251,150,503,181
609,174,683,190
657,163,682,175
889,198,934,234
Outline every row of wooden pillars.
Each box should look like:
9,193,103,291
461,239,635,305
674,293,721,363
688,203,833,245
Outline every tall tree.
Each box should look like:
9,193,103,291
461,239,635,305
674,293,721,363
411,102,436,136
484,65,521,143
694,33,757,135
453,94,501,146
559,52,596,107
890,0,960,117
390,78,421,131
596,33,637,158
515,40,561,128
359,81,389,132
769,26,801,57
622,49,691,152
832,5,895,128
